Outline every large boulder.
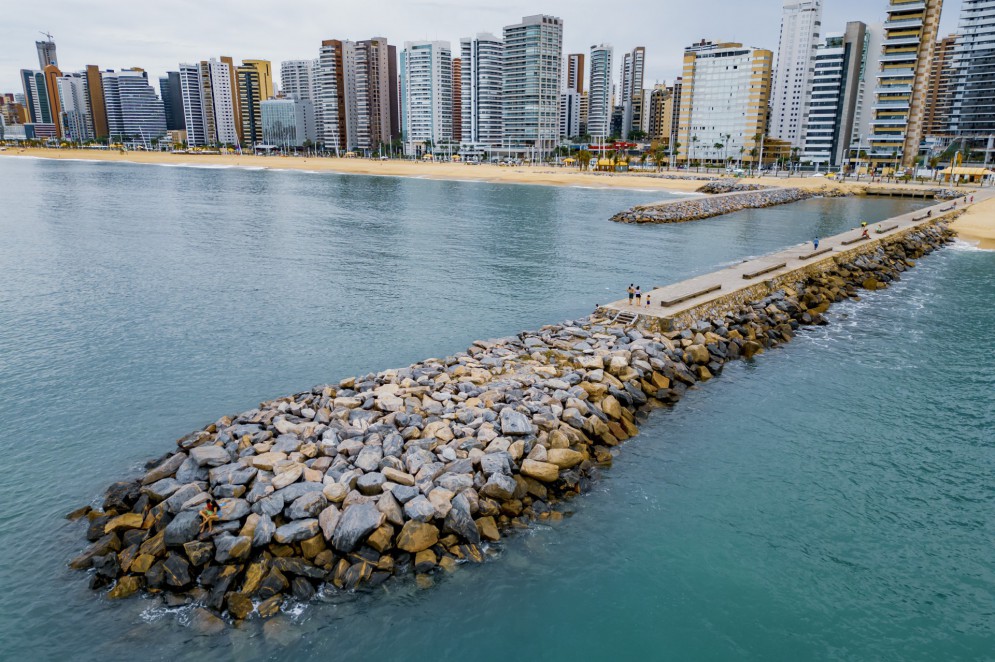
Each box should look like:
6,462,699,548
142,453,187,485
499,408,532,436
443,492,480,544
287,492,328,520
189,445,231,467
520,459,559,483
274,519,320,544
403,495,436,523
331,502,382,552
163,510,202,547
396,521,439,553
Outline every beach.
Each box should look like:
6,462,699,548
950,194,995,249
0,146,963,195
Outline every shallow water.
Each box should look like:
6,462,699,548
3,158,989,660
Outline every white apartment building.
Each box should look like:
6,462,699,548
949,0,995,141
588,44,613,139
101,69,167,142
178,63,207,146
502,15,563,151
460,33,504,147
201,59,238,145
621,47,646,138
770,0,823,147
400,41,453,155
56,73,93,142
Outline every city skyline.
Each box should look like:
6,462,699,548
0,0,964,93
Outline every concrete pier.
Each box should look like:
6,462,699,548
602,192,990,332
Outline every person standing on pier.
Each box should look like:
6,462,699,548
635,286,642,306
645,294,651,308
627,284,635,305
813,237,820,250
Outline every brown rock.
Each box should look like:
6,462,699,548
366,524,394,553
256,594,282,618
226,592,254,620
600,395,622,419
104,512,146,535
300,534,326,560
546,448,583,469
396,521,439,553
520,459,559,483
414,549,437,573
475,516,500,541
242,560,268,595
107,575,142,600
129,553,155,574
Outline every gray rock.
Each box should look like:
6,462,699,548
287,492,328,520
435,472,474,492
272,434,302,454
318,505,340,540
252,514,275,547
275,481,324,503
377,490,405,526
164,510,202,547
383,434,404,458
274,519,320,544
216,498,250,521
331,502,382,552
214,534,251,563
353,447,383,473
403,495,436,522
444,492,480,544
481,473,517,500
142,477,181,502
356,472,386,495
500,408,532,435
254,492,284,517
189,445,231,467
142,453,188,485
175,456,208,484
164,484,204,513
391,484,420,504
480,453,510,477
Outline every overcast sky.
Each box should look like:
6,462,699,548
1,0,963,94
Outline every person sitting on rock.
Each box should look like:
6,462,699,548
198,500,219,534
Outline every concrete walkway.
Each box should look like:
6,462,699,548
604,191,992,322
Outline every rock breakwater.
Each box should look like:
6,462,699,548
612,186,815,224
68,222,953,627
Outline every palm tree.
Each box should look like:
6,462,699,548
577,150,593,171
929,155,941,181
691,135,699,170
639,152,649,171
713,143,724,170
671,141,681,171
654,146,667,172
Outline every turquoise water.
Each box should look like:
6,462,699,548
1,158,990,660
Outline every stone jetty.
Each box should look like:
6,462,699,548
68,221,954,627
611,184,816,224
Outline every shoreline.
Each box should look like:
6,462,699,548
950,195,995,249
1,147,974,196
66,206,955,628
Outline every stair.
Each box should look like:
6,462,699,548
613,310,638,326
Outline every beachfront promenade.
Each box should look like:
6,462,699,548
603,191,992,330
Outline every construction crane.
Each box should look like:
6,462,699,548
39,31,54,42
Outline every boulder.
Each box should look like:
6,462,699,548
274,519,320,544
382,467,415,486
142,453,187,485
403,495,437,523
252,514,276,547
214,535,252,563
107,575,142,600
189,445,231,467
163,553,192,588
287,492,328,520
481,473,516,500
499,408,532,435
396,520,439,553
475,516,500,541
163,510,202,547
104,512,145,535
546,448,584,469
331,502,382,552
318,505,340,540
521,459,559,483
443,492,480,544
271,464,302,490
355,472,386,496
217,498,250,521
322,482,348,503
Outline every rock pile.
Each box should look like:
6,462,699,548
611,187,814,224
696,181,769,194
68,223,953,626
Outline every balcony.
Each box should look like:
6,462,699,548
884,17,924,28
871,118,909,126
880,52,918,63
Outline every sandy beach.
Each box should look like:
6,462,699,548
0,146,964,196
950,194,995,249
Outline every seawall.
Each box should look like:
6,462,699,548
66,207,962,630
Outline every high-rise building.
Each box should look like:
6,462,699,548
648,83,671,143
949,0,995,146
317,40,347,152
357,38,400,148
159,72,185,131
566,53,585,94
85,65,109,140
281,59,318,102
237,64,265,147
178,63,207,146
770,0,823,147
400,41,453,155
850,24,885,152
677,42,774,164
923,34,957,137
36,39,57,69
669,77,683,146
460,33,504,146
0,93,28,126
588,44,613,139
621,47,646,138
560,90,582,139
21,69,53,125
101,69,167,142
241,60,274,100
801,22,869,166
261,97,317,147
452,58,462,143
43,65,63,138
868,0,943,168
55,73,92,142
502,15,563,152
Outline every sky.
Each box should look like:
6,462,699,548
0,0,963,94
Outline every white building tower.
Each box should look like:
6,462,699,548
770,0,823,147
